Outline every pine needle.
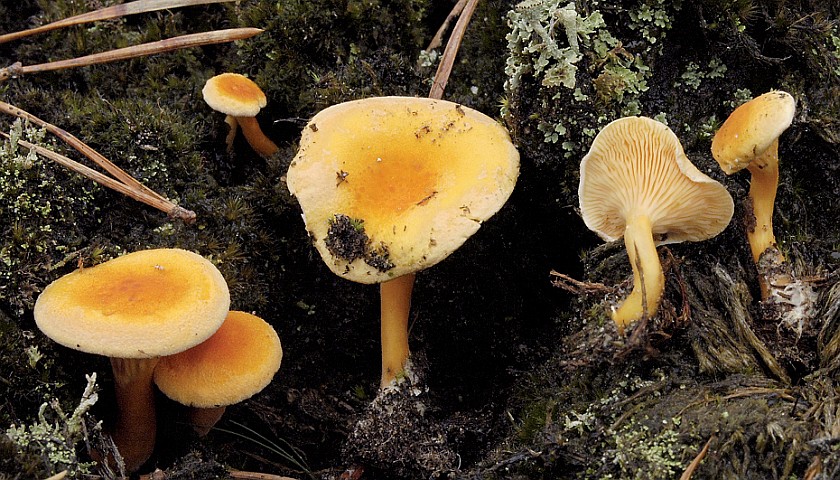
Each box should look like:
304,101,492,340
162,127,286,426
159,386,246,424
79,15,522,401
0,0,235,44
0,27,263,81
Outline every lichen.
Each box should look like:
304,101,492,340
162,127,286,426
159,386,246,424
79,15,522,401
504,0,680,160
4,373,100,478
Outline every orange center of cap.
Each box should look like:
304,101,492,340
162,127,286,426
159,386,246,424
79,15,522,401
343,150,439,225
217,76,264,102
75,265,201,323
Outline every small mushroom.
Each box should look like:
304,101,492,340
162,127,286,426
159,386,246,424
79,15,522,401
287,96,519,387
202,72,279,158
33,248,230,472
711,90,795,265
579,116,734,331
153,310,282,436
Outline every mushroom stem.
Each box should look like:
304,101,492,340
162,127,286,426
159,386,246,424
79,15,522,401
237,116,278,159
612,215,664,332
224,116,239,153
380,273,415,387
745,138,781,264
109,357,160,472
187,406,227,437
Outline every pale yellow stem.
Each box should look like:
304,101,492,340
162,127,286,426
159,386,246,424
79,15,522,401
187,406,226,437
237,116,279,159
380,273,415,387
746,139,781,264
109,357,160,472
612,215,665,333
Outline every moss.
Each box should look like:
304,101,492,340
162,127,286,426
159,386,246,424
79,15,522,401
0,119,100,315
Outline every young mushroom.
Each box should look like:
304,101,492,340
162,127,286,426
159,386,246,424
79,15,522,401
153,310,283,436
202,72,279,158
33,248,230,472
287,96,519,387
579,116,734,332
711,90,795,266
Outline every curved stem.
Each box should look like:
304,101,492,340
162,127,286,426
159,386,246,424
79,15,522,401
380,273,415,387
109,357,160,473
237,116,279,159
612,215,664,333
746,139,781,264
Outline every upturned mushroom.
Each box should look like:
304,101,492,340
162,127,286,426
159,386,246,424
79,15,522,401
579,116,734,331
33,248,229,472
153,310,282,436
202,72,279,158
286,96,519,387
711,90,795,265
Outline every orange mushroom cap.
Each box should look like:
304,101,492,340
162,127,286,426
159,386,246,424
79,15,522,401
33,248,230,358
711,90,795,174
202,73,267,118
286,96,520,284
153,311,282,408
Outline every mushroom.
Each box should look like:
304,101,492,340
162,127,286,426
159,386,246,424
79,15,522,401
286,96,519,387
153,310,282,436
33,248,230,472
711,90,795,265
579,116,734,331
202,72,279,158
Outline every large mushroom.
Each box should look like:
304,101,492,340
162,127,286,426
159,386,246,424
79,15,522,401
711,90,795,265
33,248,229,472
286,96,519,387
202,72,279,158
579,116,734,332
154,310,283,436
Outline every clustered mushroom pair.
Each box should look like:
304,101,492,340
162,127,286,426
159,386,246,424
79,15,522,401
33,248,283,472
579,90,801,332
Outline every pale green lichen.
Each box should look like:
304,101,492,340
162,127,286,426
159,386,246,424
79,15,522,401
5,373,100,478
504,0,679,151
609,416,685,480
504,1,608,92
677,58,728,91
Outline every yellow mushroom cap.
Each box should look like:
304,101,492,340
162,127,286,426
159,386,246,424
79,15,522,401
286,96,520,283
153,311,283,408
33,248,230,358
579,116,734,244
711,90,795,174
202,73,267,117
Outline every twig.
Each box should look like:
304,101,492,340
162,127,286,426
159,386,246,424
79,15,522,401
229,471,299,480
0,28,263,81
0,0,235,44
549,269,614,295
0,100,195,222
679,436,715,480
428,0,480,100
423,0,468,53
137,469,299,480
3,133,195,221
0,100,160,201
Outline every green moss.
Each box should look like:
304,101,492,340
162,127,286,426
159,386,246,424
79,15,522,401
0,120,100,315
